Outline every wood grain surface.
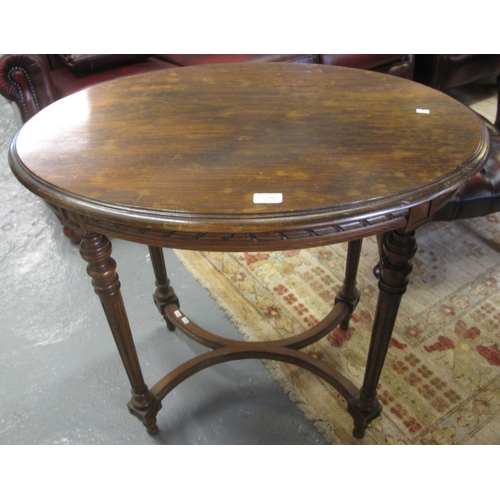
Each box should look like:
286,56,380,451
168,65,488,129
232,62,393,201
10,63,488,236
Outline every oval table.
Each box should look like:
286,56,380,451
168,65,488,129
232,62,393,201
9,63,490,439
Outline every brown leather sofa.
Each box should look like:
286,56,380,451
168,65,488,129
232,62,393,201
0,54,415,123
414,54,500,97
1,53,499,234
412,55,500,221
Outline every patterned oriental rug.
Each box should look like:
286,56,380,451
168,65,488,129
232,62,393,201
2,80,487,445
0,78,496,446
173,84,499,445
174,216,500,444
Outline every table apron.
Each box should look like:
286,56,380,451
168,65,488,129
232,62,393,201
47,191,455,251
49,207,412,251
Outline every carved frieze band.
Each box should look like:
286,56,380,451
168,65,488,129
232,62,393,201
46,203,412,249
78,210,409,250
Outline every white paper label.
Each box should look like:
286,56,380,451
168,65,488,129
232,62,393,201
253,193,283,204
181,317,190,324
416,108,430,114
174,310,182,318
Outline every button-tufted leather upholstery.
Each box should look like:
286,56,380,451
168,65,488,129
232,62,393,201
0,54,57,122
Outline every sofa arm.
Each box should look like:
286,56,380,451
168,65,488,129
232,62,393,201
434,114,500,221
414,54,500,91
0,54,57,122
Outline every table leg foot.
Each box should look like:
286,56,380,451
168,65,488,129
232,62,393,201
348,393,383,438
127,390,162,435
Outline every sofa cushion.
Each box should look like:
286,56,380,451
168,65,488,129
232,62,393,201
51,58,177,98
321,54,414,78
58,54,151,73
155,54,320,66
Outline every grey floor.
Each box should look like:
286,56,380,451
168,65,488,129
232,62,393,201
0,96,327,445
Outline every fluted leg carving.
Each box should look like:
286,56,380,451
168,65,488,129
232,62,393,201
348,228,417,438
335,239,362,330
148,246,180,331
80,233,161,434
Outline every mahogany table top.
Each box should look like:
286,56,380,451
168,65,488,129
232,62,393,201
9,63,489,249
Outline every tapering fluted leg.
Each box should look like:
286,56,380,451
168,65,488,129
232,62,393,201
80,233,161,434
148,246,180,331
335,239,363,330
348,229,417,438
